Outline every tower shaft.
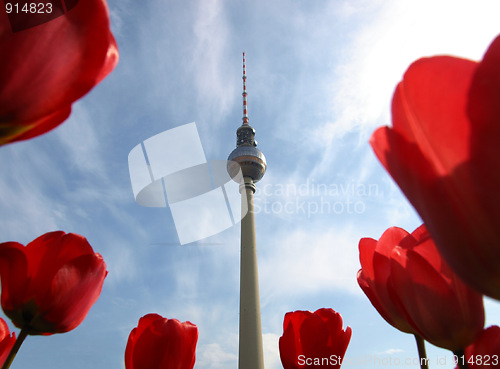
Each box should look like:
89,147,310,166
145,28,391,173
238,177,264,369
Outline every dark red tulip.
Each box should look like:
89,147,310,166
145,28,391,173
458,326,500,369
358,225,484,351
125,314,198,369
0,0,118,145
0,231,107,335
0,318,16,366
370,34,500,300
279,308,352,369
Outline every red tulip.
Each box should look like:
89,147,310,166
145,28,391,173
0,318,16,366
0,0,119,145
279,308,352,369
125,314,198,369
358,225,484,351
357,227,418,335
456,326,500,369
370,34,500,300
0,231,107,335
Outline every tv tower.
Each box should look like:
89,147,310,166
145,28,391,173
227,53,266,369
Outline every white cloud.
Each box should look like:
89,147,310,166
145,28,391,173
260,224,362,301
197,342,238,368
263,333,281,369
316,0,500,157
379,348,404,355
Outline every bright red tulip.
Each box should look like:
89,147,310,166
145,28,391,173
0,318,16,366
455,326,500,369
357,227,418,335
0,231,107,335
279,308,352,368
370,34,500,300
358,225,484,351
125,314,198,369
0,0,119,145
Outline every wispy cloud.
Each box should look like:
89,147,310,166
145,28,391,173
0,142,62,241
191,0,236,122
53,104,108,180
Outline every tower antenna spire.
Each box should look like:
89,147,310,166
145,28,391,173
242,52,249,125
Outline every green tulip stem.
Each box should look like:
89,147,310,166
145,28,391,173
1,328,28,369
453,349,469,369
414,335,429,369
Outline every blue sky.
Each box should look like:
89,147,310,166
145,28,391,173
2,0,500,368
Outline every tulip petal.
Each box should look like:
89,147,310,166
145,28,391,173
358,238,377,277
131,323,170,369
0,242,29,313
390,246,484,350
125,327,137,369
279,310,311,368
357,229,416,334
38,253,107,334
279,312,303,369
315,309,352,360
392,56,475,173
129,317,198,369
470,36,500,164
283,310,310,334
465,325,500,365
357,269,415,334
26,232,93,273
157,319,198,369
468,35,500,147
373,227,410,281
134,313,164,339
0,106,72,145
279,309,351,369
467,34,500,277
125,315,176,369
0,0,119,144
25,232,96,299
300,312,330,361
0,318,15,367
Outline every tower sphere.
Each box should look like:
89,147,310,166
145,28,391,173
227,145,267,183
